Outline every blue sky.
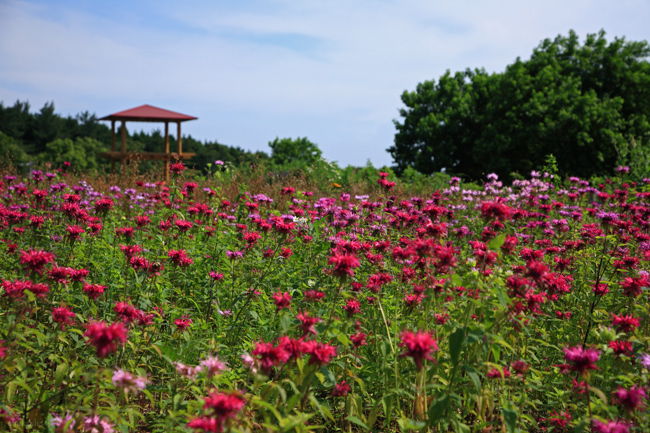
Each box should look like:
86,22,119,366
1,0,649,168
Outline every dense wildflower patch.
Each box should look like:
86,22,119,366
1,165,650,432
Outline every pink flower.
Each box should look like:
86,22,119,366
611,314,640,333
296,310,321,336
620,274,648,297
272,290,292,312
66,225,85,241
175,362,201,380
549,411,572,430
277,336,309,360
2,279,50,299
303,290,325,302
114,301,146,324
83,415,115,433
398,330,438,371
174,219,193,232
189,390,245,432
175,316,193,332
342,299,361,317
209,271,224,281
350,332,368,349
82,284,106,300
487,366,510,379
169,162,186,174
510,360,529,377
613,385,646,412
84,321,128,357
609,340,632,356
563,346,599,375
94,197,114,213
112,369,148,394
20,249,55,274
592,419,630,433
187,417,218,432
332,381,351,397
199,356,228,377
304,341,337,367
50,412,75,432
328,253,360,279
52,305,75,330
592,283,609,296
251,340,289,373
168,249,193,267
480,200,511,221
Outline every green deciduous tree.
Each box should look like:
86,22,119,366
389,30,650,181
269,137,322,166
0,131,28,164
40,137,108,172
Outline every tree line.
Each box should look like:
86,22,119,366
389,30,650,181
0,100,271,172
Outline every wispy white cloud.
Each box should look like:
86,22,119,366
1,0,649,166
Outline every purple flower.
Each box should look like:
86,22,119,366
199,355,227,377
112,369,148,394
83,415,115,433
226,250,244,260
50,412,75,431
639,353,650,369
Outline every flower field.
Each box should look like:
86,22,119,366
1,163,650,433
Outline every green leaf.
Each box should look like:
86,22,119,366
450,273,464,286
464,365,481,393
54,363,68,388
487,233,506,250
495,284,510,307
449,328,465,364
589,386,608,405
319,366,336,386
453,419,471,433
346,415,368,430
571,419,590,433
6,381,17,404
279,313,291,333
367,401,382,429
501,407,517,433
382,394,394,426
309,395,334,421
427,394,450,426
398,417,426,431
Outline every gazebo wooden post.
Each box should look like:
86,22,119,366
164,121,170,183
110,120,116,174
121,121,127,174
177,121,182,155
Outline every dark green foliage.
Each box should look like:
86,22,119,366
0,131,28,164
269,137,322,167
0,100,270,172
190,137,270,170
41,137,109,172
389,30,650,181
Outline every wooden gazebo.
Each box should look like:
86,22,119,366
99,104,197,181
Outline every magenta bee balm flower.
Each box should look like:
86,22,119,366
399,330,438,371
563,346,599,375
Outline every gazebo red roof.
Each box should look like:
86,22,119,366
99,104,197,122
